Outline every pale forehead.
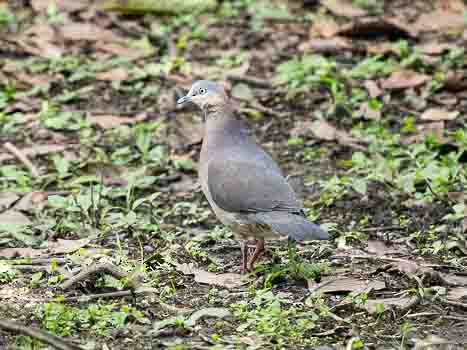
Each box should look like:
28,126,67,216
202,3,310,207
190,80,221,92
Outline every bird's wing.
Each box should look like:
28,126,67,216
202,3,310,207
207,158,301,214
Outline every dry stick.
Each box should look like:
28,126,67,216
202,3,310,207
60,262,137,290
0,319,80,350
62,287,159,303
226,74,272,89
3,142,40,177
0,144,79,163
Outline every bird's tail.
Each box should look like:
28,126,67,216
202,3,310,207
253,211,330,241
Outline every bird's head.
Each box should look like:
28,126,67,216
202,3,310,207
177,80,228,113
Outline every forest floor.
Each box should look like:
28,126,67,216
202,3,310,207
0,0,466,349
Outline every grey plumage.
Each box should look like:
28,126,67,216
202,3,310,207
177,80,329,272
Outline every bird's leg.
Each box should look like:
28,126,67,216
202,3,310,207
246,239,265,271
240,240,248,274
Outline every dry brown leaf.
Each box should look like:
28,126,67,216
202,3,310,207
416,42,456,55
47,238,90,255
299,37,355,54
367,240,404,256
338,17,418,39
87,113,147,129
365,296,418,313
194,270,246,289
420,108,459,121
381,70,430,90
321,0,367,17
14,192,48,212
440,273,467,287
310,17,340,38
11,71,54,90
311,120,367,151
0,144,72,163
95,67,129,82
31,0,88,12
309,276,385,294
401,122,445,145
447,287,467,301
60,22,121,42
96,42,147,61
0,247,44,259
444,71,467,92
175,115,204,145
414,9,467,32
387,259,433,275
357,102,381,120
364,80,382,98
0,210,31,227
0,193,20,211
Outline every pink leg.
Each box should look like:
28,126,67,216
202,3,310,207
246,239,265,271
240,240,248,274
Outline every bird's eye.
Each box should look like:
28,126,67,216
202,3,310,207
199,88,207,94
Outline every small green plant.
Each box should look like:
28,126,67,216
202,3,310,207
34,302,143,337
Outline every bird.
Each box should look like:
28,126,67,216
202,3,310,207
177,80,329,273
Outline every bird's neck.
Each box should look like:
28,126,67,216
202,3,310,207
202,105,249,149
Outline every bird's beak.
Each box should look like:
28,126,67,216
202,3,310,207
177,95,191,105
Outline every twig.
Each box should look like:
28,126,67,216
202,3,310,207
442,299,467,310
62,287,159,303
0,319,80,350
0,144,79,163
226,74,272,89
60,262,139,290
3,142,40,177
250,102,288,118
360,225,404,232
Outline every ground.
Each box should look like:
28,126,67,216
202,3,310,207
0,0,466,349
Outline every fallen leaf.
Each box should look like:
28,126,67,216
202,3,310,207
0,247,44,259
194,270,246,289
0,210,31,233
174,115,204,145
364,80,382,98
401,122,445,145
60,22,121,42
0,144,77,163
357,102,381,120
321,0,367,18
387,259,432,275
416,42,456,55
311,120,367,151
414,9,467,32
367,240,404,256
87,113,147,129
96,42,148,61
365,296,418,313
338,16,418,39
231,83,254,101
443,71,467,92
447,287,467,301
95,67,129,82
420,108,459,121
14,192,48,212
299,37,355,54
31,0,88,12
310,17,340,38
309,276,385,294
187,307,232,325
10,71,54,90
381,70,430,90
16,25,64,59
0,193,20,211
47,238,90,255
439,273,467,287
